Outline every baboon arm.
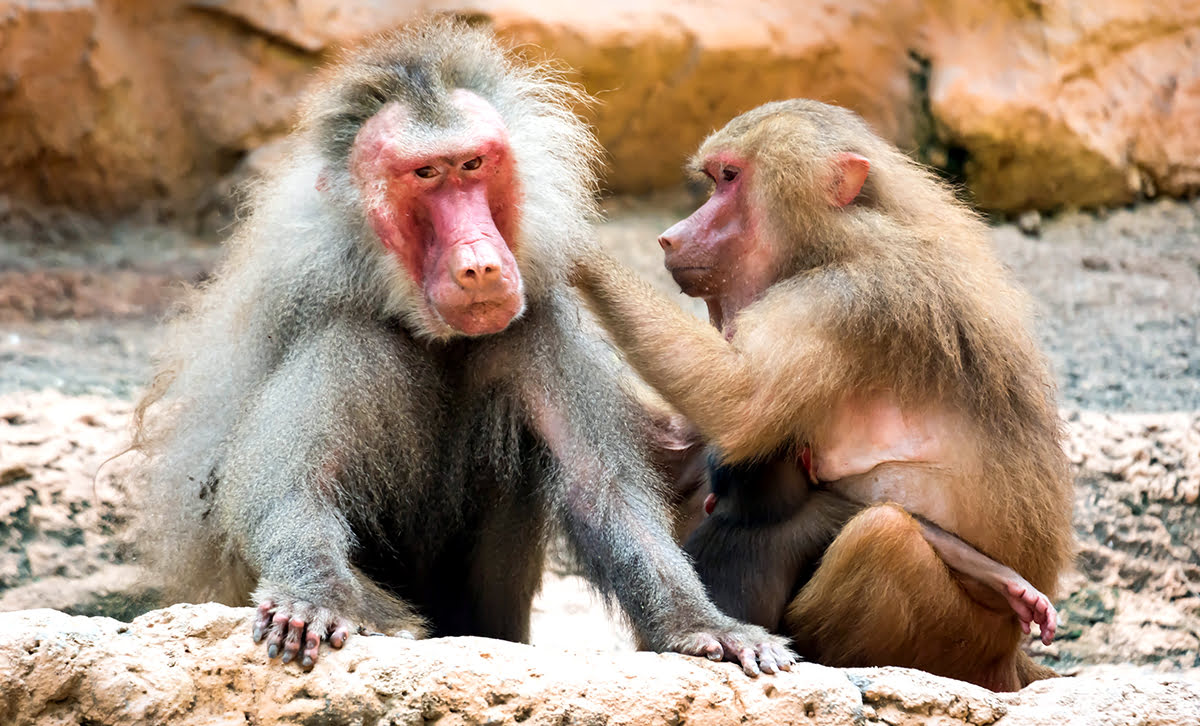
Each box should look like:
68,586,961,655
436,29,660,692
519,351,733,647
239,483,360,605
509,300,794,675
223,325,394,616
573,254,839,461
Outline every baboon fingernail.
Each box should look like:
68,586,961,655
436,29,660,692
267,645,279,658
281,652,292,663
302,656,313,668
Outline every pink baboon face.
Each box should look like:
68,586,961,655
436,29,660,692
657,152,757,300
348,90,525,336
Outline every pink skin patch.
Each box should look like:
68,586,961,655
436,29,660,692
347,90,524,336
658,152,778,332
814,394,948,484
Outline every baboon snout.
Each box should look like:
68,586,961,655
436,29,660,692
449,243,506,291
659,218,693,253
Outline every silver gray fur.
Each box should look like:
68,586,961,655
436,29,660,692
131,18,788,670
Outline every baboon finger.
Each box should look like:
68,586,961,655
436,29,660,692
757,647,779,675
252,601,275,643
301,630,322,669
281,617,305,663
329,620,352,649
737,646,761,678
266,612,290,659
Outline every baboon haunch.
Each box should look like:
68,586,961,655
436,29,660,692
572,99,1073,691
131,19,791,675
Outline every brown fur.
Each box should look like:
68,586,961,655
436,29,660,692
574,99,1074,691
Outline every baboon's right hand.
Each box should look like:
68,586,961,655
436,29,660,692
252,595,355,670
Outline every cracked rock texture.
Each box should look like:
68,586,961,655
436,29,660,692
1,0,1197,214
1,604,1198,726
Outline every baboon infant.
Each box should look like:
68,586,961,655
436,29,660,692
130,19,791,676
573,99,1074,691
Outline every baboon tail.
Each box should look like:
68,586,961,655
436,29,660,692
1016,650,1060,686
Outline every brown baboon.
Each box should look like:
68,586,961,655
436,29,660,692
130,19,792,676
571,99,1073,691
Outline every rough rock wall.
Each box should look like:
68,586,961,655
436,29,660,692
1,604,1198,726
1,0,1197,216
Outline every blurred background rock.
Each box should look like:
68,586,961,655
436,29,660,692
1,0,1197,223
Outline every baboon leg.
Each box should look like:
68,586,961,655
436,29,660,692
464,505,547,642
785,503,1025,692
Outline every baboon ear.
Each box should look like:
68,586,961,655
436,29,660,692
829,152,870,208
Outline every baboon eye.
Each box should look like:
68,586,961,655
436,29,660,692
414,166,439,179
461,156,483,171
722,167,739,183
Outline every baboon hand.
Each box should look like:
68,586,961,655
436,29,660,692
674,624,796,677
1004,579,1058,645
563,241,607,288
252,596,354,669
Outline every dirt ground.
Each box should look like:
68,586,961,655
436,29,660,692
0,192,1197,676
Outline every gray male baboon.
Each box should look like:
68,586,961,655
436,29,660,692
131,18,791,675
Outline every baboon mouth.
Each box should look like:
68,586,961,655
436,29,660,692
668,266,715,294
437,297,524,336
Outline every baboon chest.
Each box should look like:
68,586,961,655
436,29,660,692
351,380,549,589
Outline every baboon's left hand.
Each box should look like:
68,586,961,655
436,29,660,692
675,624,796,677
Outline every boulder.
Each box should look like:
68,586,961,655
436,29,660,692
926,1,1200,210
0,0,312,215
1,1,1197,216
0,603,1197,726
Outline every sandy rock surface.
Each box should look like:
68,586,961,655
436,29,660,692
0,392,148,620
1051,410,1200,672
1,1,1197,214
1,603,1197,726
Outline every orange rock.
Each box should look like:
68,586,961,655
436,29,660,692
926,0,1200,210
0,1,1196,214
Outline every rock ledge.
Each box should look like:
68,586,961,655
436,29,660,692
0,604,1196,726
